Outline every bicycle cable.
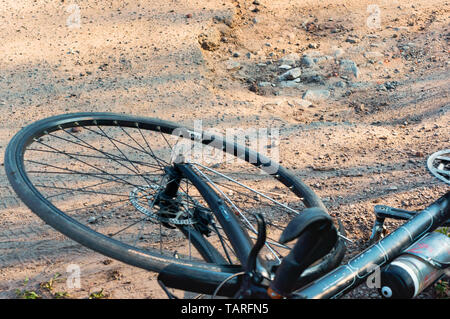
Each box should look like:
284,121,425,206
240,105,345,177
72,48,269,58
211,271,246,299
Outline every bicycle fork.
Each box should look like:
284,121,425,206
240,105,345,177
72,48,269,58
161,163,271,278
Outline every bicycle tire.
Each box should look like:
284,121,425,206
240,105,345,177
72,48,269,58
5,112,345,292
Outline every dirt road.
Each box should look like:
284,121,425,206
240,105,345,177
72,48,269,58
0,0,448,299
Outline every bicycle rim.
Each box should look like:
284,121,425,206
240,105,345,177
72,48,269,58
5,112,340,280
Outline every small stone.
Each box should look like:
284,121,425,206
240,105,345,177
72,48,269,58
278,64,292,70
278,53,300,66
278,67,302,81
102,259,113,265
88,216,97,224
225,60,241,71
308,42,319,49
345,36,359,44
305,21,317,32
393,26,409,31
300,70,324,84
278,81,302,88
249,83,259,92
300,55,315,67
232,52,240,57
355,104,365,113
302,89,330,102
339,59,360,78
258,82,272,87
384,81,399,90
262,100,283,108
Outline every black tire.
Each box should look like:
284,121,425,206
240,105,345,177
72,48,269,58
5,112,345,293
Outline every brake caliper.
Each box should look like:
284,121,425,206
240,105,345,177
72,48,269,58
193,207,213,236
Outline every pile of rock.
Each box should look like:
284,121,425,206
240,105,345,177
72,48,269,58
247,49,363,102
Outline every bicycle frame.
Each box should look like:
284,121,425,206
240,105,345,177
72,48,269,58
158,191,450,298
176,163,270,277
293,191,450,299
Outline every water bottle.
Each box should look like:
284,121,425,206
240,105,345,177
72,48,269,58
380,232,450,299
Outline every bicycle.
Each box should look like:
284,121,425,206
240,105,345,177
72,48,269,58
4,112,450,299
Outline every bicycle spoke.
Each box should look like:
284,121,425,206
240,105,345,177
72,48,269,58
120,125,169,170
94,124,154,187
137,126,169,167
25,158,142,191
48,129,163,172
192,162,301,215
191,164,282,263
34,183,130,198
28,147,162,171
27,170,161,178
79,124,170,167
11,114,326,274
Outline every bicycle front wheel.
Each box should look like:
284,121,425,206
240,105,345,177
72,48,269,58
5,112,345,292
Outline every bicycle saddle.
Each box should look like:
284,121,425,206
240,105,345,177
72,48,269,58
279,207,336,244
269,207,338,297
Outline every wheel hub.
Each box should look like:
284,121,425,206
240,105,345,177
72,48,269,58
129,185,197,226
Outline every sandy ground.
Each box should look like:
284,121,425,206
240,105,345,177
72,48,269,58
0,0,449,299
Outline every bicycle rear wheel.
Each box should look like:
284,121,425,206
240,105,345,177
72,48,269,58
5,112,345,293
427,149,450,185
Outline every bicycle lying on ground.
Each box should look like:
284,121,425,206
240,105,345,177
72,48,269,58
4,112,450,299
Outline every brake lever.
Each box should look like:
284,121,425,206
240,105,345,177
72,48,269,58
244,213,266,274
233,213,270,299
368,205,450,245
374,205,418,220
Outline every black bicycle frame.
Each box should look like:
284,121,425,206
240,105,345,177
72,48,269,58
159,163,449,298
293,191,450,299
175,163,264,272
